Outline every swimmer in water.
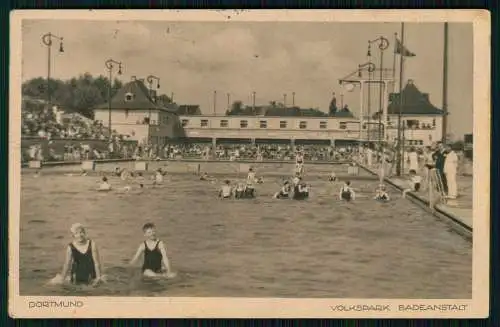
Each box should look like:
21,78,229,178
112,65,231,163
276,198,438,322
98,176,112,191
293,178,309,200
374,184,390,202
152,168,165,186
129,223,176,279
402,169,422,198
247,168,256,184
65,169,88,177
244,180,256,198
200,172,216,182
328,171,337,182
219,180,233,199
273,180,291,199
234,183,246,199
339,181,355,201
135,172,145,188
52,223,103,286
256,176,264,184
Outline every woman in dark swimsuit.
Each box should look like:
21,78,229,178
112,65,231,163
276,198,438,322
69,240,97,284
58,223,102,286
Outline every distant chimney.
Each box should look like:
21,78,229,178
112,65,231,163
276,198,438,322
131,76,137,81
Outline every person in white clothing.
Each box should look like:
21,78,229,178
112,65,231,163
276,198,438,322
366,147,373,167
407,147,419,173
443,144,458,199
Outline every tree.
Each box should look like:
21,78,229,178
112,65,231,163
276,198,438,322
329,95,337,116
227,100,244,115
21,74,124,118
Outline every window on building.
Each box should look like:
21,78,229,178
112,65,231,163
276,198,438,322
220,120,228,128
299,121,307,129
432,118,436,127
339,122,347,130
280,121,287,128
259,120,267,128
201,120,208,127
124,92,134,102
143,117,150,124
319,121,327,129
181,119,189,127
419,140,424,145
240,120,248,128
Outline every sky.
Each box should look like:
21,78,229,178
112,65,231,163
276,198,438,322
21,20,473,137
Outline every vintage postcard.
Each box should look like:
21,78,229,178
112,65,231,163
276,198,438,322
9,9,490,318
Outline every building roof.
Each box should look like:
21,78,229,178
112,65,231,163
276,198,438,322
95,79,177,113
387,80,444,115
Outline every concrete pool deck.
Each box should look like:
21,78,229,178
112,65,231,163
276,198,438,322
357,163,473,232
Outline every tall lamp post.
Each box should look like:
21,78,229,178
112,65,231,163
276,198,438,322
105,59,123,139
368,36,390,158
41,33,64,108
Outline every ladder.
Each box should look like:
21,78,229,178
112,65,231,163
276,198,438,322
428,168,447,207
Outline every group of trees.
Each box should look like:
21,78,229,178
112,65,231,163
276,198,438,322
22,73,173,118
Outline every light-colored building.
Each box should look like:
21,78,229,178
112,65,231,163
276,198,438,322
382,80,444,147
93,77,182,145
179,113,364,146
92,78,442,148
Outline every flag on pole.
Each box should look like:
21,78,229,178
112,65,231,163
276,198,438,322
395,38,416,57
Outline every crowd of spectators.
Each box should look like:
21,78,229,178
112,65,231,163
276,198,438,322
22,105,111,141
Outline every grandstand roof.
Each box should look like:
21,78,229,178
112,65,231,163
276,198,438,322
95,79,177,113
387,80,444,115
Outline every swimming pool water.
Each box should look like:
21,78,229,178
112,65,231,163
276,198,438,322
19,162,472,298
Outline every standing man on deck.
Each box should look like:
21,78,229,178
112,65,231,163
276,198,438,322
444,143,458,199
433,141,448,196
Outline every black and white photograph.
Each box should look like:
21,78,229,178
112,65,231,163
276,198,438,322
9,10,490,318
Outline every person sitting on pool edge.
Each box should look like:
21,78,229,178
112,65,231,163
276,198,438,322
273,180,291,199
374,184,390,202
339,181,355,201
219,180,233,199
402,169,422,198
51,223,103,286
129,223,176,279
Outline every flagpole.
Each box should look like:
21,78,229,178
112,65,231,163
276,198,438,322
396,22,405,176
392,32,397,92
442,22,449,142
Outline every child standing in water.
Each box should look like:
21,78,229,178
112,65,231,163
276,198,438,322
53,223,103,286
339,181,356,201
374,184,390,202
129,223,176,278
219,180,233,199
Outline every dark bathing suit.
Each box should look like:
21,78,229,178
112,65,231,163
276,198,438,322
341,187,352,201
69,240,96,285
142,240,163,273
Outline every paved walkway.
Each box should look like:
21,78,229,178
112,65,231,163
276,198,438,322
359,163,472,230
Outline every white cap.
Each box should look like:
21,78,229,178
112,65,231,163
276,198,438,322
70,223,85,234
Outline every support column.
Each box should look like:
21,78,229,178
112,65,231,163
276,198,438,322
212,137,217,159
291,138,295,153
